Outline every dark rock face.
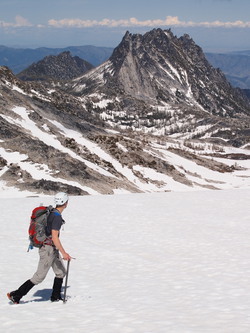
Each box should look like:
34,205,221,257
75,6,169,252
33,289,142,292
17,51,94,81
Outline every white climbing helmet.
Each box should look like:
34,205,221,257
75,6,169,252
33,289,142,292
54,192,69,206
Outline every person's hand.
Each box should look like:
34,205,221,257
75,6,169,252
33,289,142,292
62,252,72,261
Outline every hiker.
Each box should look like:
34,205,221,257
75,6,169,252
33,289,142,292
7,192,72,304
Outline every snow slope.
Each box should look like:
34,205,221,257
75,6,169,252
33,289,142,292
1,189,250,332
1,106,250,196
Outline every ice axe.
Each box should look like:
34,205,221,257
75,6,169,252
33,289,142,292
63,259,70,303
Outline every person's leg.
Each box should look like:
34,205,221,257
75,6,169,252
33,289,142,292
30,245,57,285
50,249,66,301
7,280,34,304
8,245,56,303
50,277,64,301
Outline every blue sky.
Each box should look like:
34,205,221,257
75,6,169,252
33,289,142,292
0,0,250,52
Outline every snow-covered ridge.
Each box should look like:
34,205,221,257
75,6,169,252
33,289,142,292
0,104,250,197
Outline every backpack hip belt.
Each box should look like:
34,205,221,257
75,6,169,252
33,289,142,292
43,237,54,247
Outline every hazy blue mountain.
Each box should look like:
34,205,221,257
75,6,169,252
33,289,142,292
0,45,113,73
230,50,250,56
205,52,250,89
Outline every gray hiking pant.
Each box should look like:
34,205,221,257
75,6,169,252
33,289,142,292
30,245,66,285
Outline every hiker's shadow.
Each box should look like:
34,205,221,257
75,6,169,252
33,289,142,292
32,289,51,302
30,286,69,302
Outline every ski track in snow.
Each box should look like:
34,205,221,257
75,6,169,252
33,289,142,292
1,189,250,332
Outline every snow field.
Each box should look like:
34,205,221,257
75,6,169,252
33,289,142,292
1,189,250,332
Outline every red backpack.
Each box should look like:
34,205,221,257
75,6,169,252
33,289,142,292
28,205,53,250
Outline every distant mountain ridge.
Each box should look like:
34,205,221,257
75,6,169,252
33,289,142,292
0,45,113,73
205,52,250,89
1,43,250,90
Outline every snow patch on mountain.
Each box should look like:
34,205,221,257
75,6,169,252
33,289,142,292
1,102,250,196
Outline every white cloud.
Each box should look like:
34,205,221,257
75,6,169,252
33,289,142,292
1,15,250,31
0,15,32,28
48,16,250,29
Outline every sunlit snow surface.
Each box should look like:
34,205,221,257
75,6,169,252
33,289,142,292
1,189,250,332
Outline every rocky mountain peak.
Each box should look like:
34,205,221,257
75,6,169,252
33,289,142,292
77,28,248,111
0,66,16,83
110,28,174,69
17,51,94,82
69,28,250,146
0,29,250,196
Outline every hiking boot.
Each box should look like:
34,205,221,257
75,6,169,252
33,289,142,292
7,292,20,304
50,277,63,302
7,280,34,304
50,295,63,302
